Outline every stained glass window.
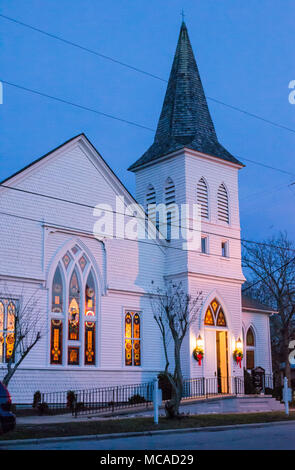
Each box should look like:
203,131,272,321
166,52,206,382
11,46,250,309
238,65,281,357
5,302,15,362
204,308,214,325
0,301,4,363
52,266,63,313
85,322,96,365
68,346,79,365
0,300,17,364
68,270,80,341
79,256,87,272
50,319,63,364
204,300,227,327
125,311,141,366
216,309,226,326
50,248,98,368
85,271,96,317
62,252,72,270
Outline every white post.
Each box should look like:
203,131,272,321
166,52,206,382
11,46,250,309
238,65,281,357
153,377,159,424
283,376,290,416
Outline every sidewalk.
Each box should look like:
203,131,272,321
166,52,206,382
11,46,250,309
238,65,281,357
16,394,286,426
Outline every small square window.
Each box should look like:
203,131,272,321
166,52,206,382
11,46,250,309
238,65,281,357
201,237,208,254
221,241,229,258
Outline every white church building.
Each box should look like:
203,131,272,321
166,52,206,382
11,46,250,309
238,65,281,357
0,22,273,403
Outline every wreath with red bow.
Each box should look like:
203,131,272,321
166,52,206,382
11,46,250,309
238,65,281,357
193,348,204,366
233,349,243,368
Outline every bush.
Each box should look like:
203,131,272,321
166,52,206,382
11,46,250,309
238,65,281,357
265,387,273,395
32,391,41,409
128,394,146,405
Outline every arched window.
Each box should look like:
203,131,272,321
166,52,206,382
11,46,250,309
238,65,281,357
204,299,227,327
246,327,255,370
165,177,176,240
52,265,63,313
217,184,229,223
197,178,209,219
125,311,141,366
50,245,98,367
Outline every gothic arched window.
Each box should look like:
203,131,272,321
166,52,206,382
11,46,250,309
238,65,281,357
50,245,98,367
197,178,209,219
217,184,229,224
204,299,227,327
246,326,255,370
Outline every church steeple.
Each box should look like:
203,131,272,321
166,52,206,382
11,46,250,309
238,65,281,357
129,22,243,171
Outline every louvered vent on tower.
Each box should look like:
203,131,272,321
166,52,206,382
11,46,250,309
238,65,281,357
217,184,229,223
146,184,156,224
197,178,209,219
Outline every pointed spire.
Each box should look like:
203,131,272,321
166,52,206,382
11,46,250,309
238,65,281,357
129,22,243,171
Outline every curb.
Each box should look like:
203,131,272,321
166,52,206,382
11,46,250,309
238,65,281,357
0,419,294,447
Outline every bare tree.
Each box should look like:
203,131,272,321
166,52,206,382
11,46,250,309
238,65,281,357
150,281,202,418
242,232,295,384
0,284,45,387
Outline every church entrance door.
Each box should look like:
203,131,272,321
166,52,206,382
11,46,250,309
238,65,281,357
216,330,229,393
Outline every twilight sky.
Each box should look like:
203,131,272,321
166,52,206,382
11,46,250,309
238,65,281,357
0,0,294,243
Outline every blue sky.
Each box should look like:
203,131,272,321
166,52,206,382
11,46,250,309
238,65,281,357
1,0,294,242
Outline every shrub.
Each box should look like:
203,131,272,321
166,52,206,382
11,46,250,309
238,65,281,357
32,391,41,409
128,394,146,405
265,387,273,395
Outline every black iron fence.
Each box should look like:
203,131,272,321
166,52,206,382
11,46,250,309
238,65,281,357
39,373,275,416
41,381,154,416
182,376,244,399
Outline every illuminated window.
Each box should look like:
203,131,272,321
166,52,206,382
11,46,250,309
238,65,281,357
50,245,98,367
204,299,227,327
52,266,63,313
204,308,214,325
125,311,141,366
68,270,80,342
50,319,63,365
0,299,17,364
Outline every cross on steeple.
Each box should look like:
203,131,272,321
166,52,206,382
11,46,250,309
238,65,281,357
181,9,185,22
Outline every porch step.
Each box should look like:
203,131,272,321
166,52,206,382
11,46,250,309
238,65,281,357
178,396,285,415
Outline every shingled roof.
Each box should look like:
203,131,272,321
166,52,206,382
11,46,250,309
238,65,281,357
129,22,243,171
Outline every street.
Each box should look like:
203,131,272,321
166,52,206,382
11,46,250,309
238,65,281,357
2,422,295,450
